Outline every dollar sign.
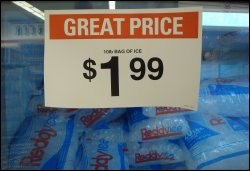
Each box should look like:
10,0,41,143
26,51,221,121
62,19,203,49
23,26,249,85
83,58,97,82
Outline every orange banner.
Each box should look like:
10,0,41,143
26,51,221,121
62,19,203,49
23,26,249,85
49,12,198,39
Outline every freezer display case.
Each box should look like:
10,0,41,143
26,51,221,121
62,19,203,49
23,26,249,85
1,1,249,170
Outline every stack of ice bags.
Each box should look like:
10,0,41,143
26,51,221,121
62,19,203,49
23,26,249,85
125,107,190,169
7,90,129,170
199,75,249,117
7,74,249,170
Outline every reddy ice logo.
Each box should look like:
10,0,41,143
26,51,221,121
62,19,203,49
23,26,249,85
90,139,113,170
204,113,226,126
156,107,190,115
209,115,225,126
19,114,58,167
80,108,109,127
141,126,183,140
135,151,175,163
37,104,57,114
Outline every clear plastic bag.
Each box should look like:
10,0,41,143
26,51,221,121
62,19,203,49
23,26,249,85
8,113,78,170
181,113,249,170
74,118,129,170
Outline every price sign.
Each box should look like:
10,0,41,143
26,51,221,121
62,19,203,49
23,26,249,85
45,7,202,109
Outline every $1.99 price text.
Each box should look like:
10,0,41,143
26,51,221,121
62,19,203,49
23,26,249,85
83,56,164,96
